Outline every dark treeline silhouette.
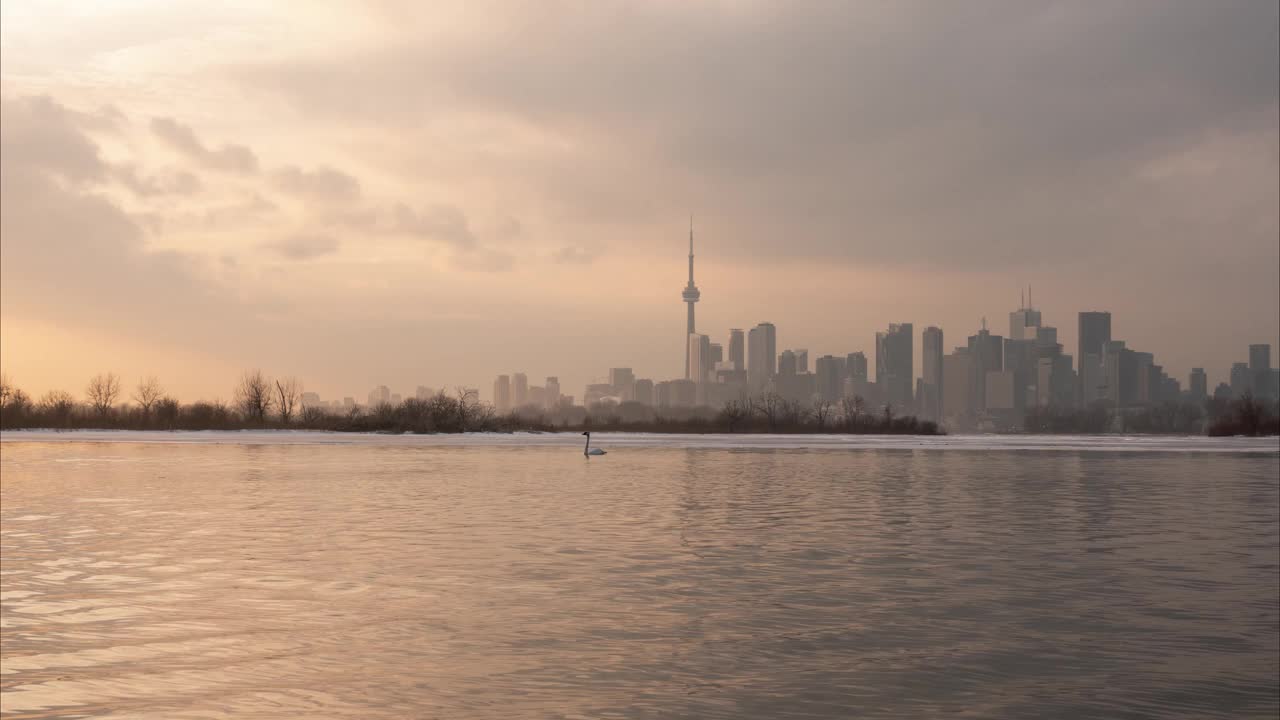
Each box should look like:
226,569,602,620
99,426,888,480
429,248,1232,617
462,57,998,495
1024,394,1279,436
1205,392,1280,437
0,373,942,435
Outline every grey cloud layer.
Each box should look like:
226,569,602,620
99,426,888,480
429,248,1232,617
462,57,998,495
150,116,259,174
238,1,1278,269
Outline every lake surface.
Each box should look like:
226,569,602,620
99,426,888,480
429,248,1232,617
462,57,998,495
2,432,1278,719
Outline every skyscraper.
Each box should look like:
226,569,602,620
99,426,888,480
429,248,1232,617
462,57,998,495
1008,288,1042,341
1189,368,1207,402
747,322,777,390
942,349,973,421
688,334,711,385
966,322,1003,412
1250,344,1273,399
846,352,868,382
512,372,528,408
778,350,797,377
876,323,914,410
608,368,635,399
796,349,809,374
728,329,745,371
681,221,700,379
815,355,846,402
1078,311,1112,404
544,377,561,409
634,378,654,406
492,375,510,412
922,326,943,422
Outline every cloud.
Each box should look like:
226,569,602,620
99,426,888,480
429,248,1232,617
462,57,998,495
272,164,361,202
112,164,203,196
150,116,259,173
1,97,236,347
552,246,595,265
260,233,340,260
0,95,108,184
391,203,476,248
234,2,1278,269
450,246,515,273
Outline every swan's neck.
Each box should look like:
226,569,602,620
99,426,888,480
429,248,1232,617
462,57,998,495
583,435,589,454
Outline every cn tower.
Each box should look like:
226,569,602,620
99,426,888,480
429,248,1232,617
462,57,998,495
682,219,700,379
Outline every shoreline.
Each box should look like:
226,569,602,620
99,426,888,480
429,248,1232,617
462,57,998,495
3,428,1277,454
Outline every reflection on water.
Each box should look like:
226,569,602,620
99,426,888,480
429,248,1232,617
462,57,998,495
1,438,1277,719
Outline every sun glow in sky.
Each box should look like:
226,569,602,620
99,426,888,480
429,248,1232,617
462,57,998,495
2,1,1277,402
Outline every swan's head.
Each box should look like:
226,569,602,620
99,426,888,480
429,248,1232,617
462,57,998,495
581,431,590,436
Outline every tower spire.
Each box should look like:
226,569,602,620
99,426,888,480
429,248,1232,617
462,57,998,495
681,217,702,379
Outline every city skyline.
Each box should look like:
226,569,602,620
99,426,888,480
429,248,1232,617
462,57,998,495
1,2,1277,403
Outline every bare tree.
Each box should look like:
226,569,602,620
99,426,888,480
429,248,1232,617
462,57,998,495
41,390,77,426
155,396,180,429
133,376,163,416
235,370,273,424
811,397,835,430
840,394,865,431
274,376,301,425
717,399,749,433
755,391,784,431
86,373,121,418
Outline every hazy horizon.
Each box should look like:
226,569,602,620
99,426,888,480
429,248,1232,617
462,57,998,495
2,1,1277,404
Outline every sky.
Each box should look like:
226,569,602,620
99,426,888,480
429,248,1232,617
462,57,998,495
1,0,1278,404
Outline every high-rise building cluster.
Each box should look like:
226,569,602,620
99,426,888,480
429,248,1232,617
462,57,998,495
315,233,1277,429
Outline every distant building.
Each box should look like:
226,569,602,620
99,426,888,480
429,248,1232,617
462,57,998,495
584,383,614,406
876,323,913,411
921,326,943,422
343,397,355,409
512,373,528,407
1188,368,1207,402
846,352,868,383
1230,362,1252,398
368,385,391,407
634,378,654,406
815,355,845,402
728,329,745,371
1078,311,1112,404
688,334,712,385
528,386,546,408
492,375,510,412
1009,290,1042,341
747,322,777,391
1250,344,1273,399
796,349,809,374
609,368,636,400
1035,326,1058,348
966,323,1002,412
390,393,402,405
669,379,696,407
942,349,974,422
301,391,321,407
655,381,672,408
1003,338,1038,413
985,369,1016,410
778,349,798,377
1037,354,1075,408
416,385,434,400
544,377,561,409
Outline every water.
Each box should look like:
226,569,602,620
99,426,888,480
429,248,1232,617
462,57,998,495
2,432,1277,719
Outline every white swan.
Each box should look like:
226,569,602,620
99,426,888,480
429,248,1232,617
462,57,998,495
582,431,607,456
